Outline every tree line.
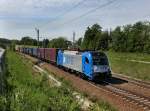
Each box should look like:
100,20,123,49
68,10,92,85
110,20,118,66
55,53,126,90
0,21,149,53
81,21,150,53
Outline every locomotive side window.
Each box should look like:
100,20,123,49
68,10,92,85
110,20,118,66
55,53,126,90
85,57,89,64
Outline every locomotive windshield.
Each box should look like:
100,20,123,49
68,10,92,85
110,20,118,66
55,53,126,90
92,52,108,65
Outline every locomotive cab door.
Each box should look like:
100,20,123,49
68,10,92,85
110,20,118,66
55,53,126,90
57,50,63,66
82,53,93,80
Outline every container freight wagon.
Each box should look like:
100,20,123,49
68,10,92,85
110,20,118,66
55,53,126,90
23,48,29,54
45,48,59,63
28,48,33,55
45,48,51,61
27,48,30,54
37,48,45,59
32,48,38,57
57,50,111,80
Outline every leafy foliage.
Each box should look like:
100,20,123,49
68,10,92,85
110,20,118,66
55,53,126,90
1,21,149,53
48,37,71,49
81,21,150,53
82,24,102,50
81,24,111,51
111,21,150,53
20,37,37,46
75,37,82,49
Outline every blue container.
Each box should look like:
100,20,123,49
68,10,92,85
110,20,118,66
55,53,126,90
33,48,38,57
24,48,28,54
28,48,33,55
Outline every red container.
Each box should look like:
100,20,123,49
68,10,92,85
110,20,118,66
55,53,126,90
44,48,58,63
45,48,51,61
38,48,45,59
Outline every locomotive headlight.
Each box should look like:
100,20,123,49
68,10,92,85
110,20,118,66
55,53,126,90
93,66,98,72
94,66,98,71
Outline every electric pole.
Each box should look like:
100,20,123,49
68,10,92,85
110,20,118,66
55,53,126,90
35,28,40,48
73,31,75,49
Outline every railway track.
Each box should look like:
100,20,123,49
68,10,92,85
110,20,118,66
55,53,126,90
113,74,150,89
39,60,150,110
36,60,150,110
23,54,150,111
90,81,150,111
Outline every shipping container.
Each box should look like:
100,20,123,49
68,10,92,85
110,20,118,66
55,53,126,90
38,48,45,59
33,48,38,57
28,48,33,55
44,48,51,61
24,48,29,54
50,48,59,63
45,48,59,63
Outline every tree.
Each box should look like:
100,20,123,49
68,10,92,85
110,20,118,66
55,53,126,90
97,31,110,50
48,37,69,49
20,37,37,46
111,21,150,53
81,24,102,50
0,38,11,49
111,26,124,51
75,38,82,48
42,39,49,48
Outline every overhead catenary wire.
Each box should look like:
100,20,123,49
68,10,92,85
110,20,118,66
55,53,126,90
53,0,117,29
37,0,117,41
40,0,87,28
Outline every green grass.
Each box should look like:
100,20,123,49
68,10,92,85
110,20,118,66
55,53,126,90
106,51,150,81
107,51,150,61
0,50,118,111
1,50,80,111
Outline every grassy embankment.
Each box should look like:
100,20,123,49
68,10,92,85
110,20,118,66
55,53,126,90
107,51,150,81
0,50,80,111
0,50,117,111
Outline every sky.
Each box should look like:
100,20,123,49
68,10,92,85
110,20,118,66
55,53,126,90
0,0,150,41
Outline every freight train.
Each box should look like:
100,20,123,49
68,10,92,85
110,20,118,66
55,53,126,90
18,47,112,81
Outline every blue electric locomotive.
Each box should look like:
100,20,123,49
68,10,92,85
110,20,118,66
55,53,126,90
57,50,111,80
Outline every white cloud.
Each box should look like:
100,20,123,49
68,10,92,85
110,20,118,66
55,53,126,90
0,0,80,13
0,0,150,40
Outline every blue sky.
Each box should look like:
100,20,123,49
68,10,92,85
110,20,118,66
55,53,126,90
0,0,150,41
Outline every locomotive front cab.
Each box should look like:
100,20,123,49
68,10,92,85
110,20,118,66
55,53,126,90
92,51,111,80
82,51,111,80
